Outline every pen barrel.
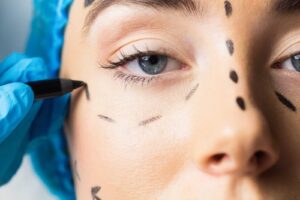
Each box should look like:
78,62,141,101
26,79,73,100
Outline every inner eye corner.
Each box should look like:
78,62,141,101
271,62,282,69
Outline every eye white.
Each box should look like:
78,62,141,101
280,54,300,72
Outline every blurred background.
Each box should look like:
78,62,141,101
0,1,55,199
0,0,32,59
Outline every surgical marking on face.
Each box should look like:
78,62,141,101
91,186,101,200
226,40,235,55
139,115,162,126
230,70,239,83
236,97,246,111
98,115,115,123
275,91,297,112
84,84,91,100
185,83,200,101
85,0,95,7
74,160,81,181
224,0,233,17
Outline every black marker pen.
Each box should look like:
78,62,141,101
26,78,86,100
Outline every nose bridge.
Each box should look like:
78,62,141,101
189,62,278,176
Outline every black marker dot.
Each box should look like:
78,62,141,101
275,91,297,112
226,40,235,55
230,70,239,83
236,97,246,111
85,0,95,7
224,0,233,17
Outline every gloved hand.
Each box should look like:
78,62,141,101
0,53,49,185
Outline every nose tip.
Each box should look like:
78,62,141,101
202,148,278,176
195,109,279,177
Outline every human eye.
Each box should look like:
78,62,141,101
99,43,189,87
272,53,300,72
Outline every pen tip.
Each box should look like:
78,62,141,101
72,80,86,89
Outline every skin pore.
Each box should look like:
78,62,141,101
60,0,300,199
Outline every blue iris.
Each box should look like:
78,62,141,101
292,54,300,72
138,55,168,75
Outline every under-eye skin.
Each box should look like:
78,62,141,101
275,91,297,112
226,40,235,55
112,71,159,88
91,186,101,200
224,0,233,17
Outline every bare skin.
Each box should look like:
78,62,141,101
60,0,300,199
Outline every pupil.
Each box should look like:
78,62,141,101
138,55,167,75
292,54,300,72
149,56,159,65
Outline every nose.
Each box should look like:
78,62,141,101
192,103,279,177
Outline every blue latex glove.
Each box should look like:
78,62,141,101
0,53,49,185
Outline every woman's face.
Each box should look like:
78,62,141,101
61,0,300,199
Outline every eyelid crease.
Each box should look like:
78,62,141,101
272,50,300,68
102,47,174,68
99,41,192,70
269,34,300,63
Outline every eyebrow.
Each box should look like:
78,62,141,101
274,0,300,13
84,0,203,29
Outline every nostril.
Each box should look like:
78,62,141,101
203,150,276,176
249,150,275,174
211,153,228,164
206,153,236,175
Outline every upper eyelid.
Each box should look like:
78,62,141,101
112,41,192,64
274,51,300,65
100,48,179,69
102,45,186,69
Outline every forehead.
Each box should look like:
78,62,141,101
83,0,300,27
84,0,300,12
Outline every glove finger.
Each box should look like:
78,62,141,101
0,53,26,76
0,94,42,186
0,83,34,143
0,57,49,85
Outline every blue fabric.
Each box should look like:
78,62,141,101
25,0,75,199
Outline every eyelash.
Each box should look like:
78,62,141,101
99,46,175,86
100,46,300,87
273,51,300,68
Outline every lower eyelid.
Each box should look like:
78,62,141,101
111,64,192,88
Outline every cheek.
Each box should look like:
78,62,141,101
66,88,191,196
